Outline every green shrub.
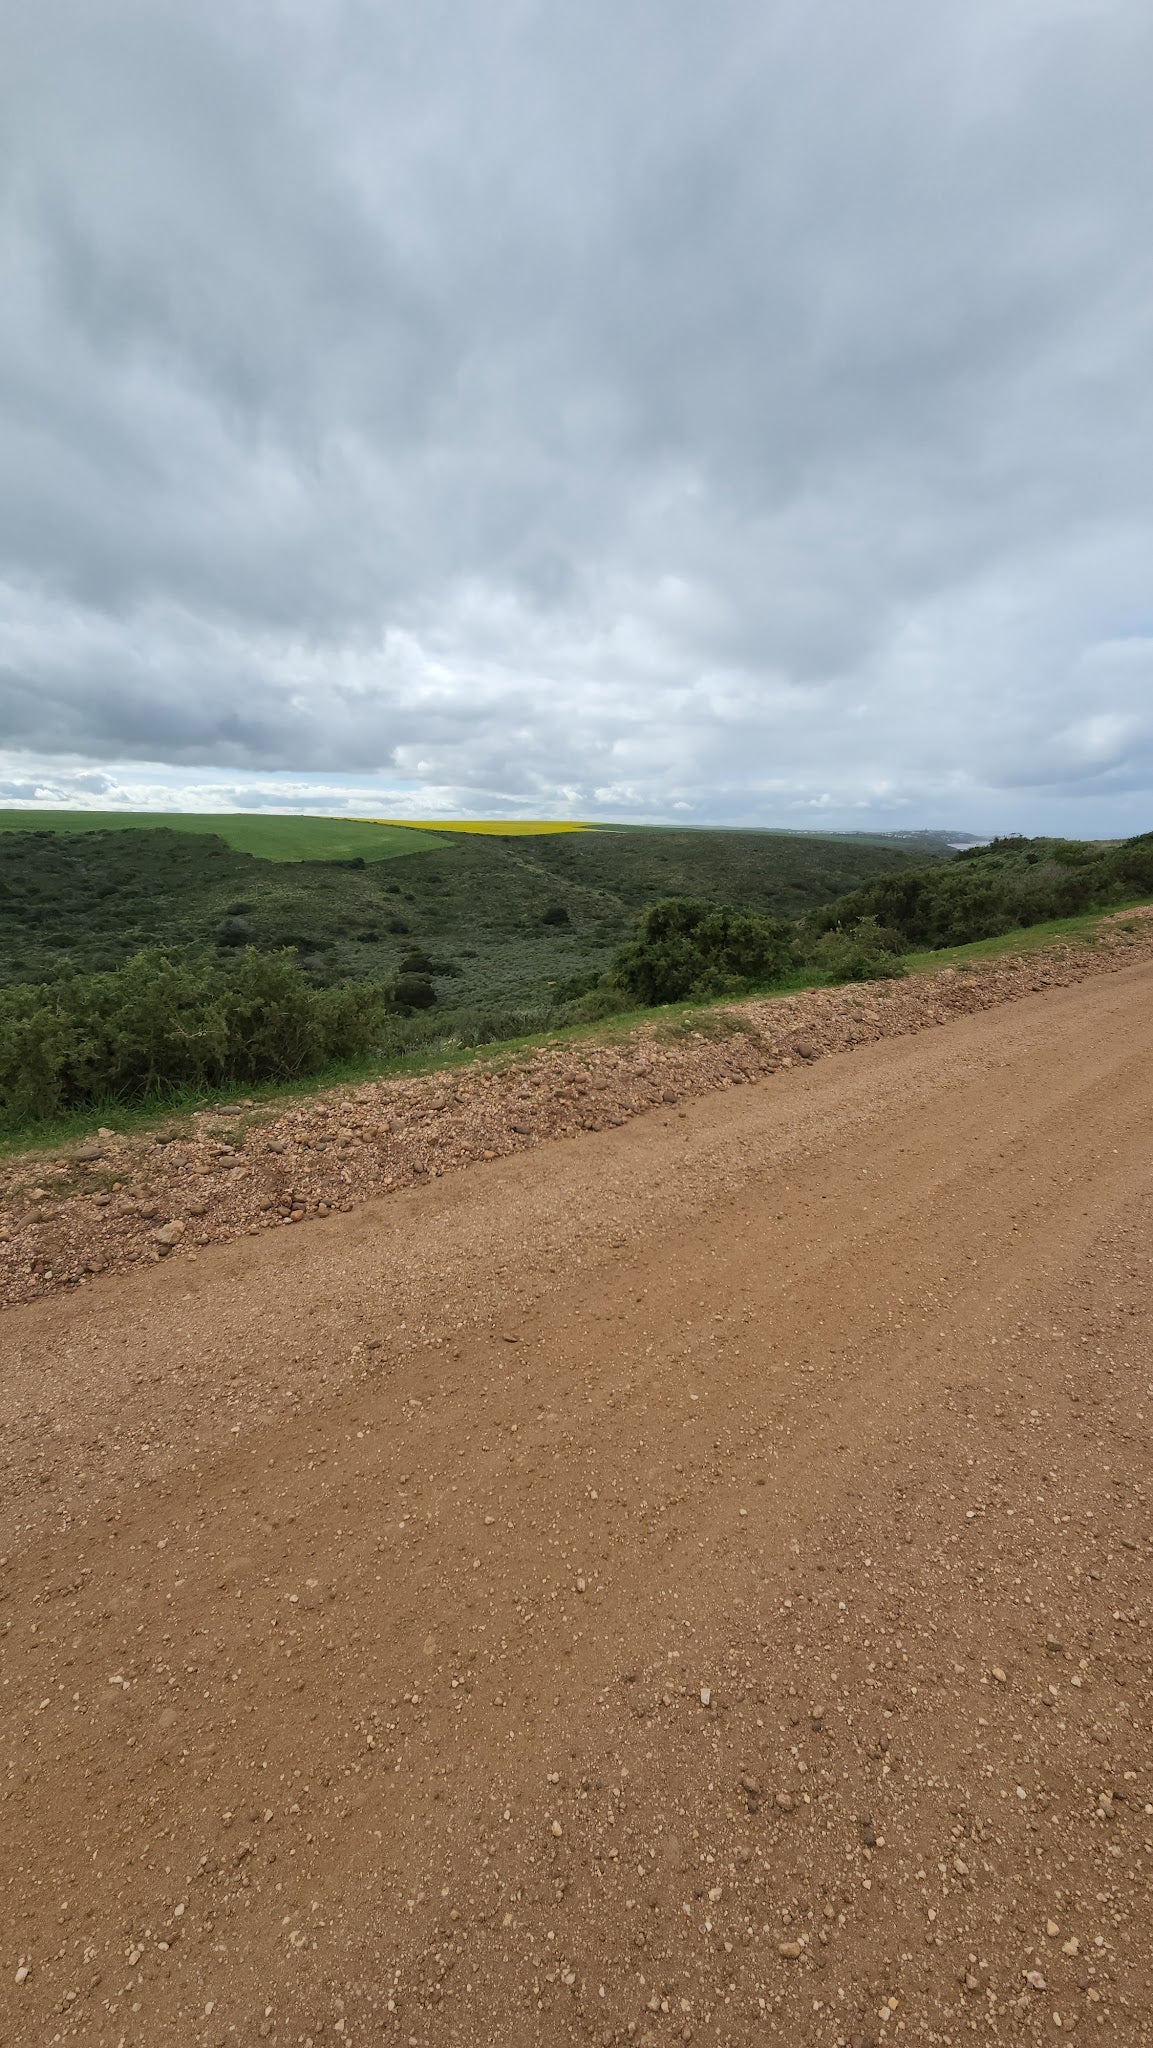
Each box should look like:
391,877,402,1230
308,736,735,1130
0,949,390,1128
398,948,434,975
554,986,632,1023
551,969,605,1003
1114,832,1153,893
541,904,570,925
612,898,798,1005
214,915,254,947
802,916,908,984
391,972,437,1012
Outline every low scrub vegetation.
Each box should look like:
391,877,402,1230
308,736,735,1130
610,900,907,1003
808,833,1153,950
613,900,798,1004
0,948,634,1132
0,950,390,1128
606,834,1153,1008
801,916,908,984
0,819,945,1003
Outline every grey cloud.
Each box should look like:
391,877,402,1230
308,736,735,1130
1,0,1152,831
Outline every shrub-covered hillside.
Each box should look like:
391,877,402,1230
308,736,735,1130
0,822,946,1004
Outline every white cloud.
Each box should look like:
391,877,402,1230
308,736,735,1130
1,0,1152,834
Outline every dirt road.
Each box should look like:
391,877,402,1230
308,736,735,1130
2,962,1151,2047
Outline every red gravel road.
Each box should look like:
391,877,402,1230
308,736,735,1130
2,959,1152,2047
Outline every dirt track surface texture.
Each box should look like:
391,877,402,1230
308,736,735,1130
2,958,1153,2047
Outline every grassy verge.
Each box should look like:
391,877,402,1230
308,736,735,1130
3,901,1148,1165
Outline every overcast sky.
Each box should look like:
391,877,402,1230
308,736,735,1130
2,0,1151,833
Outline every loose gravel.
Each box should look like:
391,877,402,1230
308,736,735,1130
1,944,1152,2045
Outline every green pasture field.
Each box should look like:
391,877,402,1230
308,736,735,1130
0,810,445,863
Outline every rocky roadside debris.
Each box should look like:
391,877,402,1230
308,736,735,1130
2,908,1151,1310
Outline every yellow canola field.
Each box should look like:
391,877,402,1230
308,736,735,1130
364,819,589,836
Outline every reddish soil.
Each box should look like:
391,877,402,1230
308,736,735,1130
2,950,1151,2047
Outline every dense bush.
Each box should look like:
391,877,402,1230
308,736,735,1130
613,899,799,1005
1113,833,1153,893
808,832,1153,951
556,985,633,1023
391,972,437,1011
0,949,390,1127
608,828,1153,1011
801,916,908,983
551,969,605,1003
